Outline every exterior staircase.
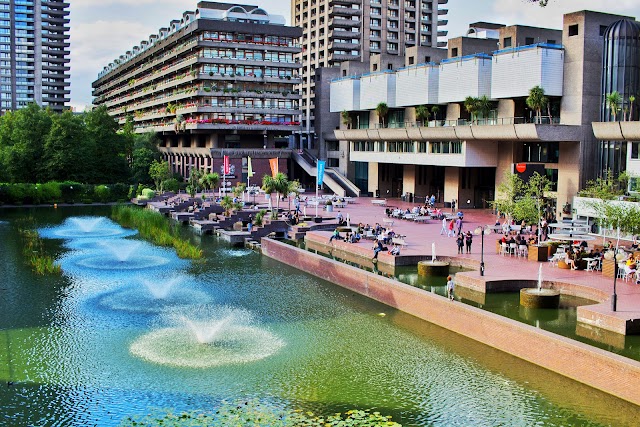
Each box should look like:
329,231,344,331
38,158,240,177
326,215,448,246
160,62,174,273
292,151,360,197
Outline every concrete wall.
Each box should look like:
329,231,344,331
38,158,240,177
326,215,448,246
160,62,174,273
395,64,439,106
261,238,640,407
439,56,492,103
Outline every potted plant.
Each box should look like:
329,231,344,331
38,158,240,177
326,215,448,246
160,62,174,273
325,200,333,213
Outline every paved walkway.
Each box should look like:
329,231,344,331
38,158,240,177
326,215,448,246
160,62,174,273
309,196,640,334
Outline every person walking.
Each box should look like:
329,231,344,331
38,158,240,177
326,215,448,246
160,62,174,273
451,198,456,213
465,230,473,253
447,275,455,301
447,218,455,237
456,233,464,254
440,216,447,235
456,217,462,235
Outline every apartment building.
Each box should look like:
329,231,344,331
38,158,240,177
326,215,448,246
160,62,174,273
0,0,70,112
92,2,302,182
291,0,448,158
329,11,630,216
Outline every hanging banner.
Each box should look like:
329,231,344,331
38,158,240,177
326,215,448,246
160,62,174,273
247,156,254,178
223,155,230,175
269,158,279,177
317,160,326,186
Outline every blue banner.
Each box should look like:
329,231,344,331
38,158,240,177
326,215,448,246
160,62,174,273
317,160,326,186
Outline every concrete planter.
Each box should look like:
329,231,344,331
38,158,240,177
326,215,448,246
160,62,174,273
528,245,549,262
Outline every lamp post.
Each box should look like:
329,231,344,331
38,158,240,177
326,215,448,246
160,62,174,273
474,225,491,276
612,261,618,311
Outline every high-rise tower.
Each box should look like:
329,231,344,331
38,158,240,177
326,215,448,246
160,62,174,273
0,0,70,112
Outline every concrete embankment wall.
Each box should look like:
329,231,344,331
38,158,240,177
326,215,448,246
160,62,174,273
261,238,640,406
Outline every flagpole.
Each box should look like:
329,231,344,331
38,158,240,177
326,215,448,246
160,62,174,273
315,159,319,217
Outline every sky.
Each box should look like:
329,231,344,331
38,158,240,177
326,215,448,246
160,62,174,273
69,0,640,111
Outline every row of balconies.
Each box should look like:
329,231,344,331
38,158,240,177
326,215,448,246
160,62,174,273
106,86,302,116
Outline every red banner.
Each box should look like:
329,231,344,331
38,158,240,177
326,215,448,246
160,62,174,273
223,155,230,175
269,158,279,177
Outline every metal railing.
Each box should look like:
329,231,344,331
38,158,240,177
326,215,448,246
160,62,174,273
369,116,561,129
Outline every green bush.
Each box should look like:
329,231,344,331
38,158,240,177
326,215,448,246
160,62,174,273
111,183,130,200
94,185,111,203
58,181,84,203
38,182,62,203
141,188,155,199
163,178,181,193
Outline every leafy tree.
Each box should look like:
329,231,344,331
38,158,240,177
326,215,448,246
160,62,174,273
526,86,548,124
476,95,493,123
84,106,130,183
149,160,172,193
606,91,622,122
200,171,220,196
415,105,430,126
492,171,524,222
375,102,389,128
262,172,289,218
527,0,550,5
130,132,161,185
464,96,479,123
220,195,243,216
340,110,351,129
430,105,440,120
0,103,53,183
42,111,88,182
629,95,636,121
186,167,203,197
578,169,628,200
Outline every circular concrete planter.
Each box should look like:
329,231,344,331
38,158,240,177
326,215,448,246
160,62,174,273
520,288,560,309
417,260,450,276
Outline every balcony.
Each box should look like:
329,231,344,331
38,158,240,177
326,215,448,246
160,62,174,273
592,121,640,140
335,117,578,143
330,6,361,17
329,17,360,28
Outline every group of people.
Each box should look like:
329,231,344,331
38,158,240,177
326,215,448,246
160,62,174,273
441,216,464,237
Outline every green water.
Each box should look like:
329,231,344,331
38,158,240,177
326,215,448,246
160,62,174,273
1,206,639,426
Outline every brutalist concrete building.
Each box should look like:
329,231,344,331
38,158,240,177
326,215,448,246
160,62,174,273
92,2,302,183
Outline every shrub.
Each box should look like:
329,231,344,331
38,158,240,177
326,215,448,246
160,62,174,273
141,188,155,199
163,178,181,193
94,185,111,203
38,182,62,203
111,183,130,200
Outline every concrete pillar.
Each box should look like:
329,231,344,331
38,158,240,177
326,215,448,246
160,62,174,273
444,167,460,207
446,103,461,122
497,99,515,122
403,164,416,198
368,162,379,196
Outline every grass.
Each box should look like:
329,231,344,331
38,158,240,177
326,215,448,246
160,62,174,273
111,205,203,259
17,219,62,276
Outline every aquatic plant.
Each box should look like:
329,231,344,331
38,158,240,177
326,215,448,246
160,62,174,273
111,205,203,259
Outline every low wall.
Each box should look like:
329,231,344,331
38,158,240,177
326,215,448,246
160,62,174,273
261,237,640,406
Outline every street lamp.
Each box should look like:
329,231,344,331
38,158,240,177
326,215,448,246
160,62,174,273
474,225,491,276
612,261,618,311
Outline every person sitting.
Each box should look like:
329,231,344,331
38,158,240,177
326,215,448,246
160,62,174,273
328,228,340,243
632,236,639,250
564,251,577,270
388,244,401,256
336,211,344,225
626,256,637,270
343,232,352,243
372,240,384,260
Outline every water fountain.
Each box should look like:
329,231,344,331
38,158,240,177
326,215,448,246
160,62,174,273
417,242,450,276
520,264,560,309
141,276,183,299
73,239,170,270
70,217,104,233
39,216,136,239
130,307,285,368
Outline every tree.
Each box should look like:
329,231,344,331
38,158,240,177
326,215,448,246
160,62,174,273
464,96,479,123
526,85,548,124
149,160,172,193
476,95,493,123
492,171,524,222
200,172,220,197
41,111,88,182
262,172,289,218
578,169,628,200
186,168,203,197
220,195,242,216
606,91,622,122
0,103,53,183
526,0,550,5
415,105,430,126
340,110,352,129
130,132,161,185
376,102,389,128
629,95,636,121
84,105,130,183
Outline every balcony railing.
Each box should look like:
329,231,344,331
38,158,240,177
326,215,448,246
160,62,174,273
369,116,561,129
